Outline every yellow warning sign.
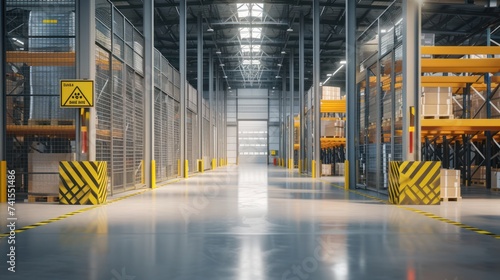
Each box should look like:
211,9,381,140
60,80,94,108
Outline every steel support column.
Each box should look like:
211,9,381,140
402,0,421,161
313,0,321,178
485,27,492,188
180,0,187,177
375,20,382,191
0,0,5,161
143,0,154,187
77,0,96,161
289,48,294,169
282,69,287,166
346,0,356,188
209,49,214,160
299,12,305,173
280,81,284,165
215,61,222,165
197,13,203,171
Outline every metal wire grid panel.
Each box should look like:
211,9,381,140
94,1,145,193
357,1,405,191
5,0,77,196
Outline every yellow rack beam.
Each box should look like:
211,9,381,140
421,58,500,73
421,46,500,55
320,100,346,113
421,119,500,133
6,51,75,66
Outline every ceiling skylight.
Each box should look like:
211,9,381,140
237,3,263,19
242,60,261,65
235,3,265,87
241,45,261,53
239,28,262,39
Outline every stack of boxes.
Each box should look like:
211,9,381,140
322,164,332,176
322,86,341,100
470,165,486,185
321,120,345,138
453,92,500,119
492,171,500,190
440,169,461,200
421,87,453,118
335,162,345,176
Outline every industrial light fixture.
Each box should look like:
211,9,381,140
220,63,225,67
223,75,228,79
277,63,282,67
340,60,347,64
286,27,293,32
228,86,231,89
322,64,346,85
281,51,286,54
272,87,276,89
207,27,214,32
216,50,221,54
275,75,281,78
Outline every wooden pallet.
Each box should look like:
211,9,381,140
422,115,454,119
470,180,486,186
491,188,500,192
440,197,462,202
28,119,74,126
28,195,59,203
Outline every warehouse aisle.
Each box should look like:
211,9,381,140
2,164,500,279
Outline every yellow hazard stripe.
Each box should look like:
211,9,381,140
317,178,500,240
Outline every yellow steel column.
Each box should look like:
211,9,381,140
288,159,293,170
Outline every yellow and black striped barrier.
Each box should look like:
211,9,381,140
59,161,108,205
389,161,441,205
388,161,401,204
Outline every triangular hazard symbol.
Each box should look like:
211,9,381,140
63,86,91,106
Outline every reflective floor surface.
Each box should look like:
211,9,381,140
1,164,500,279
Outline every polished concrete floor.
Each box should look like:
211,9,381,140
2,164,500,279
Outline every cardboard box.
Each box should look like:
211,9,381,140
422,104,452,116
28,153,75,194
322,164,332,176
322,86,341,100
492,172,500,189
441,187,461,199
440,169,460,180
421,87,452,105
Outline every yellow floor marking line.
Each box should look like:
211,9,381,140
0,190,148,238
318,179,500,240
0,177,186,239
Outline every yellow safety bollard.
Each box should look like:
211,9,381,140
141,160,145,185
198,159,204,173
184,160,189,178
1,161,7,203
151,160,156,189
311,160,316,178
289,159,293,170
178,159,181,177
344,160,349,190
212,158,216,170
